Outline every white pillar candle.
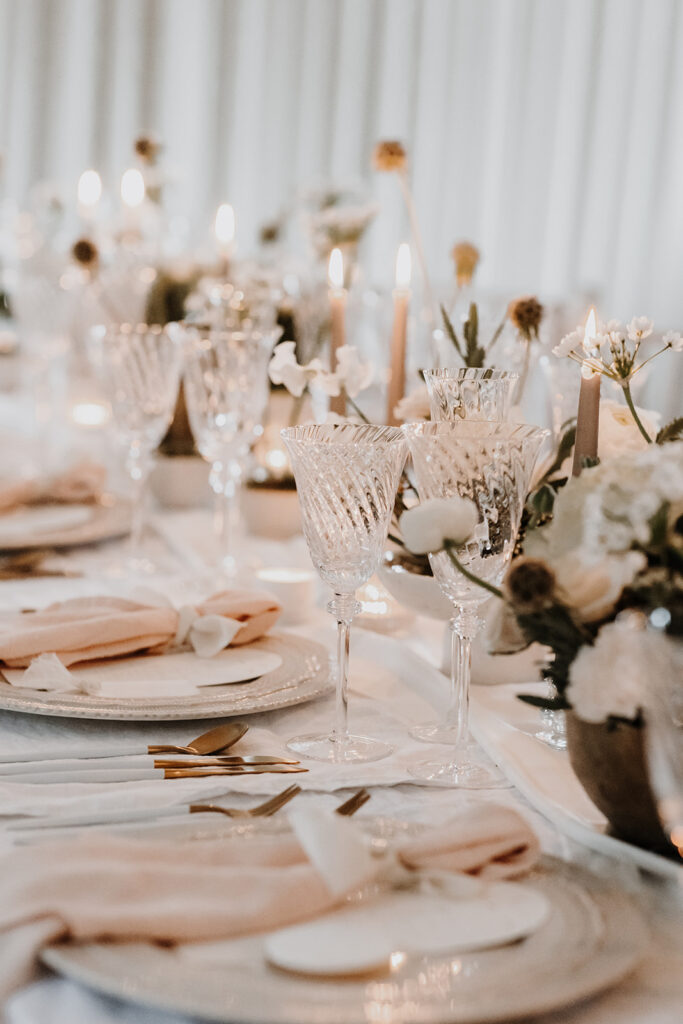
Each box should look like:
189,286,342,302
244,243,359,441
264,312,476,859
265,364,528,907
327,247,347,417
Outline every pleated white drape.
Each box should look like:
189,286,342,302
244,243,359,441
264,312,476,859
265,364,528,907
0,0,681,324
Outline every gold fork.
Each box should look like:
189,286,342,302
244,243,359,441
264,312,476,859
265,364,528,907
188,784,302,819
336,788,371,816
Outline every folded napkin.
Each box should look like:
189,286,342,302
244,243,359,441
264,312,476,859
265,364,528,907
0,804,540,998
0,462,106,514
0,590,282,669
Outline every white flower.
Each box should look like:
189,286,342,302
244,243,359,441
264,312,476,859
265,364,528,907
394,384,431,422
598,399,660,458
663,330,683,352
269,342,340,398
525,442,683,565
268,342,308,397
553,327,584,358
554,550,647,622
567,620,681,723
334,346,373,398
626,316,653,342
400,497,479,555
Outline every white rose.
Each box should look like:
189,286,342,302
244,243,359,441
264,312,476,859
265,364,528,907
554,550,646,622
567,620,681,724
598,399,660,457
400,497,479,555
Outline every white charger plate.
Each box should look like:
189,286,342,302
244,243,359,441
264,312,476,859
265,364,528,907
0,634,331,720
0,496,131,552
41,854,648,1024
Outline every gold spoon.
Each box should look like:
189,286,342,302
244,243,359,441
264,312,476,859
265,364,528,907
148,721,249,756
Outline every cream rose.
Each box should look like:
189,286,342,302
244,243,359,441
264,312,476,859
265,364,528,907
554,550,646,622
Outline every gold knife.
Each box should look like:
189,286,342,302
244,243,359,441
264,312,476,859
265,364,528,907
164,765,307,779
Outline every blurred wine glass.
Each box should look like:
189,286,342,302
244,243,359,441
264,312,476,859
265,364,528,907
179,322,279,578
90,323,181,571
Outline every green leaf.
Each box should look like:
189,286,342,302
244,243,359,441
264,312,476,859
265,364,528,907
440,305,463,359
517,693,569,712
656,417,683,444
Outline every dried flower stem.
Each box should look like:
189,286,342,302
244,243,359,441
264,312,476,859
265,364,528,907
444,542,503,600
397,170,437,328
622,381,653,444
514,339,531,407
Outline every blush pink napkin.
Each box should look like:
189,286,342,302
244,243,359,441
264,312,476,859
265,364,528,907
0,462,106,513
0,591,282,668
0,804,540,998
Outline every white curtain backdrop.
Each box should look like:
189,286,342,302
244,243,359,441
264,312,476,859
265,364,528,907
0,0,681,324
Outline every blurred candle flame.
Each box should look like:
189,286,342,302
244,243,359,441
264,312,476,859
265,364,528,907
328,247,344,291
214,203,235,247
77,170,102,207
395,242,412,291
121,168,145,207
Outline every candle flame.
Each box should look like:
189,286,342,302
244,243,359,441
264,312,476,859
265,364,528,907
121,168,145,207
214,203,235,246
582,308,597,352
77,170,102,207
328,247,344,290
395,243,411,290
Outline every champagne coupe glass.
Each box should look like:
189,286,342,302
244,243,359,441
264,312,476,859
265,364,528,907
424,368,518,422
90,323,181,571
403,420,547,787
281,423,407,763
179,323,279,578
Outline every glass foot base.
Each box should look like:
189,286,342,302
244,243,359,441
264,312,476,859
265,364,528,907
286,732,393,764
407,757,508,789
410,721,478,745
535,728,568,751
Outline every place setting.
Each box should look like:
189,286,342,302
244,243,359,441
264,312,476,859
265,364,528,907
0,3,681,1023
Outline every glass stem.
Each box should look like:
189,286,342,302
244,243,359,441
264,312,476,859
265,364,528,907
447,610,479,762
218,460,243,576
328,593,359,747
126,447,150,561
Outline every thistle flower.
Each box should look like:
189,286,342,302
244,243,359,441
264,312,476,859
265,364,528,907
134,135,161,163
508,296,544,342
372,140,407,172
451,242,480,287
71,238,99,270
504,557,556,613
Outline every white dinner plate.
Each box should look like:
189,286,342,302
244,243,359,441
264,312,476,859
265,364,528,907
0,634,331,720
0,496,131,552
42,854,648,1024
0,504,93,544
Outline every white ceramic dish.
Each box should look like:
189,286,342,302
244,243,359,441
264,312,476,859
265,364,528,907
42,853,648,1024
0,634,331,721
0,496,131,552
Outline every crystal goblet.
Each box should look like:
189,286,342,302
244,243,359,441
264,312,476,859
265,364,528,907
424,368,518,422
90,323,181,570
403,420,547,787
281,423,407,763
178,323,279,578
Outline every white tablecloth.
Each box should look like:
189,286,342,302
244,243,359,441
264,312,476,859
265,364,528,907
1,509,682,1024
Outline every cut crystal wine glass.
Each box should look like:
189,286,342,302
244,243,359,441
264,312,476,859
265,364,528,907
178,323,279,578
90,323,181,570
424,368,518,422
281,423,407,763
403,420,547,787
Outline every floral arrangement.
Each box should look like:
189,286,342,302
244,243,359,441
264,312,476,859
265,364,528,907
554,315,683,444
268,341,374,422
301,185,378,266
400,441,683,727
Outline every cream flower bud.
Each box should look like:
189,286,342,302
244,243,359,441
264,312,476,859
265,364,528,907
400,497,479,555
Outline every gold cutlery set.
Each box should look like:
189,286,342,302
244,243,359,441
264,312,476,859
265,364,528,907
0,723,309,783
